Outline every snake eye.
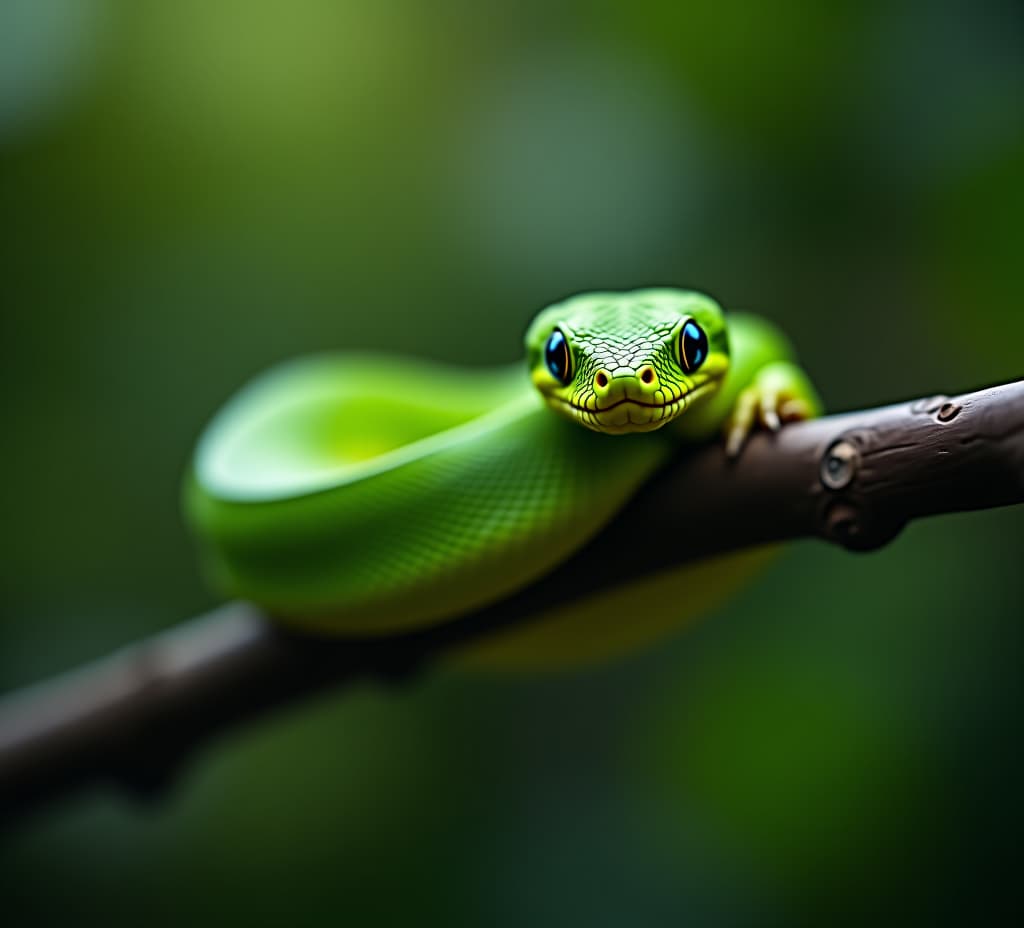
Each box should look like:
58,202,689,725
679,320,708,374
544,328,572,385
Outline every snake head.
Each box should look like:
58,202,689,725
525,289,731,434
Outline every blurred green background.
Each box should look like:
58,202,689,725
2,0,1023,924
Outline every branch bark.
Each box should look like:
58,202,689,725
2,380,1022,829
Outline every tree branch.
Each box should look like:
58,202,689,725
2,380,1022,829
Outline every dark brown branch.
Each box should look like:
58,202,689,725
2,380,1022,829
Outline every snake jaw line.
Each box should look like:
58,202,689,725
548,378,720,435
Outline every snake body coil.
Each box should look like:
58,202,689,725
187,290,819,667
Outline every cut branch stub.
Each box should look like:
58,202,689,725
817,430,906,551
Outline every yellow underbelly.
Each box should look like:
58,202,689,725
451,546,777,671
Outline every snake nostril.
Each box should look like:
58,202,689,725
595,371,609,389
639,366,655,385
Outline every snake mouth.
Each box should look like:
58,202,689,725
551,381,718,433
564,381,716,415
572,397,678,413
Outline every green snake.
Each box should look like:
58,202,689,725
186,289,820,668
